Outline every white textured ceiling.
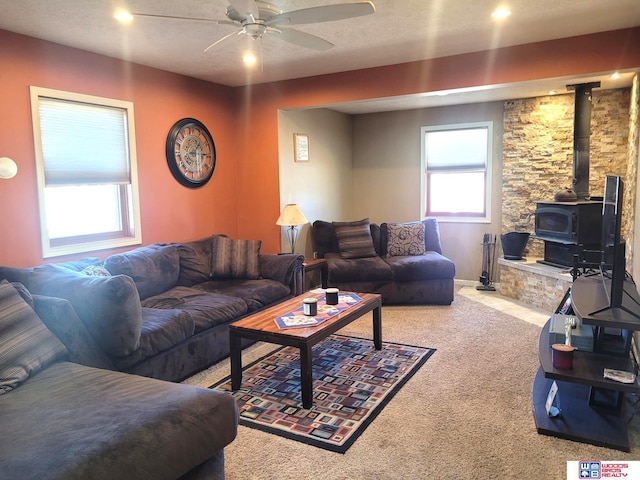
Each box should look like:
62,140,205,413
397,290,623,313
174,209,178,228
1,0,639,112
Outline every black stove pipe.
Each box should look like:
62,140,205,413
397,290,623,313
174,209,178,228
567,81,600,200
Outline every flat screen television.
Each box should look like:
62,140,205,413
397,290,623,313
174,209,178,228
592,175,634,315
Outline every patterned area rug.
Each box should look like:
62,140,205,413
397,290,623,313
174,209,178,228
210,334,435,453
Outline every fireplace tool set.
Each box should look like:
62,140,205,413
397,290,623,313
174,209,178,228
477,233,497,291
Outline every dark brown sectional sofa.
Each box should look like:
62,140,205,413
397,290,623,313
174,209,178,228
1,235,304,381
312,218,455,305
0,234,304,479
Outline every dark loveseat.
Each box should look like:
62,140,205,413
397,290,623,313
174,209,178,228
312,218,455,304
0,280,238,480
0,234,304,382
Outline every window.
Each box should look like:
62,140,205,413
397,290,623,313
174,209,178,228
30,87,142,257
421,122,492,222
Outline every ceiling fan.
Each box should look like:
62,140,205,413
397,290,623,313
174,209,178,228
131,1,376,53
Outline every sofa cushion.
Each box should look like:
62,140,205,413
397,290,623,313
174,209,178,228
312,220,340,257
384,251,456,281
29,266,142,357
104,244,180,300
141,287,248,332
111,308,195,369
386,222,426,257
211,237,261,279
0,257,100,286
0,361,238,480
176,236,215,286
0,280,67,394
325,252,392,282
194,278,290,312
333,218,377,259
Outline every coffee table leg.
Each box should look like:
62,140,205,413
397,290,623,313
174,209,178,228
230,330,242,390
373,304,382,350
300,344,313,409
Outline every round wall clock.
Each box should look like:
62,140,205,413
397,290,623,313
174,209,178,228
165,118,216,188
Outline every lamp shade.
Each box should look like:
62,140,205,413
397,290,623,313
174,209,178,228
0,157,17,179
276,204,309,226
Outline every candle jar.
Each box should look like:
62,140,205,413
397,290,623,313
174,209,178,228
303,297,317,316
326,288,339,305
551,343,575,369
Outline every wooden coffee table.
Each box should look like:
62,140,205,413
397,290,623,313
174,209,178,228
229,291,382,408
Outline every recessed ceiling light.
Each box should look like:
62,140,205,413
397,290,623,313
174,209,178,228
243,54,257,66
114,10,134,23
611,72,620,79
492,7,511,19
548,90,556,95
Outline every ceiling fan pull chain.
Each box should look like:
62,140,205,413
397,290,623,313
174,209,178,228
260,37,264,73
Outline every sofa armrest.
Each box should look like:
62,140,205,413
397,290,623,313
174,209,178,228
33,295,116,371
423,218,443,254
259,254,304,296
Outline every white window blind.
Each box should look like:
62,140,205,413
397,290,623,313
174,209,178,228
39,97,131,185
426,127,488,170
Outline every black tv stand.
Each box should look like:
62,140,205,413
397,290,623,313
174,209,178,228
532,274,640,452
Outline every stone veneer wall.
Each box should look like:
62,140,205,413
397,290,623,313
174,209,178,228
624,75,640,273
497,259,573,313
502,88,631,258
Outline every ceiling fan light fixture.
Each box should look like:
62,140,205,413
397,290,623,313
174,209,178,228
243,22,267,39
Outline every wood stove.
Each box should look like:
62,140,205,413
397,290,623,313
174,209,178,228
534,201,602,267
534,81,604,268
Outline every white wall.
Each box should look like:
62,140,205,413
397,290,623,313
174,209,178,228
277,109,353,258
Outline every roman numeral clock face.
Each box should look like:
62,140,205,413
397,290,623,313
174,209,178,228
165,118,216,188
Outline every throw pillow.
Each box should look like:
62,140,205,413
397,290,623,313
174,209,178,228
211,237,262,279
81,264,112,277
333,218,377,259
28,266,143,357
386,222,426,257
104,244,180,300
176,236,215,286
0,280,67,394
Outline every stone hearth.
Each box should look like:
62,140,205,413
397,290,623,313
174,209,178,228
497,258,573,313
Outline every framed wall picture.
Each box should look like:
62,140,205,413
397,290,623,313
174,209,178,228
294,133,310,162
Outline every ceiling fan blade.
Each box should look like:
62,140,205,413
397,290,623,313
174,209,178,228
227,0,259,19
266,2,375,26
270,28,333,51
131,12,220,23
204,30,241,52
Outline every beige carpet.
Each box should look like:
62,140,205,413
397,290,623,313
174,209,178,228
184,287,640,479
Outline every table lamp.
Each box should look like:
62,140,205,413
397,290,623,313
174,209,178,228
276,204,309,254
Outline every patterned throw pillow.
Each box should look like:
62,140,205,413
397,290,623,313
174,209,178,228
81,264,112,277
211,237,262,279
386,222,426,257
0,280,67,394
333,218,377,259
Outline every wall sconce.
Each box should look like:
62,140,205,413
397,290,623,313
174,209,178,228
0,157,18,179
276,204,309,254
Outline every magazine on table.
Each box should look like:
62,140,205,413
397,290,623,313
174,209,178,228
274,293,361,329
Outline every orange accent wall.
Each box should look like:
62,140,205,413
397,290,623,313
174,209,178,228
1,27,639,266
0,30,237,267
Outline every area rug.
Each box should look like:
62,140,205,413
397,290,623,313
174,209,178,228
209,334,435,453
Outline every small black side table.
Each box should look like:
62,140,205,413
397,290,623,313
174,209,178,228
302,258,328,291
